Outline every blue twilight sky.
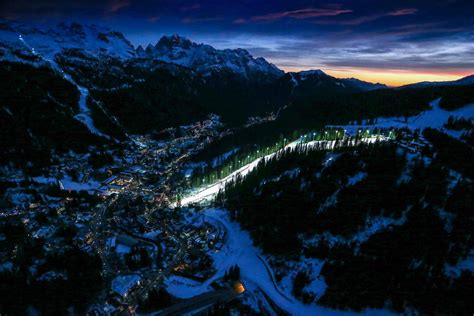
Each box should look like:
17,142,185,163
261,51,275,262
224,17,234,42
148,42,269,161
1,0,473,85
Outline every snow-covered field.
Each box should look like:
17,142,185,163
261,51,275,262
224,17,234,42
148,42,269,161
73,86,111,139
168,209,393,315
32,176,101,192
165,275,213,299
334,98,474,138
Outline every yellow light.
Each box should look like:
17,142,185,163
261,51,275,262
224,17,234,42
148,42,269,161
233,282,246,294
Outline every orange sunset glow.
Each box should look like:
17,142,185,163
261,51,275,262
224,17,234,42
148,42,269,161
280,67,471,87
326,70,470,87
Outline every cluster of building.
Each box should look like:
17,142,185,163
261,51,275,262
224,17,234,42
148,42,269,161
0,113,240,315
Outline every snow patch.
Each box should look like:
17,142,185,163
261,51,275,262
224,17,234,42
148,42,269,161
333,99,474,139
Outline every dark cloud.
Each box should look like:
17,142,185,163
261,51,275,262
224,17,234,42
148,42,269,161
311,7,418,26
249,6,353,22
106,0,130,14
180,3,201,11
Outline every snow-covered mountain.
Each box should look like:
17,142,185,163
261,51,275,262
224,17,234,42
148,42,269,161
136,34,284,79
0,20,135,63
0,20,395,87
399,74,474,89
339,77,387,91
288,69,387,92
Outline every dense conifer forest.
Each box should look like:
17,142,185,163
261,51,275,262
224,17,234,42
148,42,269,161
214,137,473,314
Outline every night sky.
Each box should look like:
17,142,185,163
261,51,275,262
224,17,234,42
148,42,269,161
2,0,473,85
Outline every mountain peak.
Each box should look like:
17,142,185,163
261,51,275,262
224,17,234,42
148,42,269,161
341,77,388,91
142,34,283,79
0,20,135,62
399,73,474,89
156,34,195,50
298,69,327,79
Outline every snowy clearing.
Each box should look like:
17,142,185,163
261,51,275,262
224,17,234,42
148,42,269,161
332,99,474,139
170,209,393,316
73,85,112,139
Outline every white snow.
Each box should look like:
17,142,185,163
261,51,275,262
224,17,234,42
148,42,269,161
188,209,394,316
0,21,135,63
73,85,111,139
299,69,326,80
305,210,408,249
290,73,299,91
0,22,116,140
261,168,301,186
141,34,283,78
347,172,367,186
112,274,141,297
143,229,162,239
33,226,55,239
351,214,407,244
444,250,474,278
0,261,13,272
180,137,386,206
277,257,327,301
37,271,68,281
115,244,131,254
400,75,474,89
333,99,474,139
165,275,214,299
211,148,240,168
32,176,101,192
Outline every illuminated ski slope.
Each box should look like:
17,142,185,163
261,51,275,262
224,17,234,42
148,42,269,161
179,135,387,206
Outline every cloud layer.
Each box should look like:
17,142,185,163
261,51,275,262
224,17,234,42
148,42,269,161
1,0,473,84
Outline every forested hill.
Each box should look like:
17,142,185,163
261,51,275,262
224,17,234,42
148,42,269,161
190,82,474,163
215,135,473,314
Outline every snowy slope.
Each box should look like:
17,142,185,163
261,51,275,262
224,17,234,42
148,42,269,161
399,74,474,89
0,20,125,139
169,209,393,316
179,136,388,206
340,77,388,91
333,98,474,138
0,20,135,63
73,85,112,139
289,69,388,92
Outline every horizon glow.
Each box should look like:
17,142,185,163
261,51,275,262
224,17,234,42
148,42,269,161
280,66,470,86
2,0,473,86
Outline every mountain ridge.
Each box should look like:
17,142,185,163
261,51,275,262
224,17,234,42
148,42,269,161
136,33,284,79
399,74,474,89
0,19,390,87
